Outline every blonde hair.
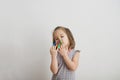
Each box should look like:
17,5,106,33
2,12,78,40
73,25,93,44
53,26,75,49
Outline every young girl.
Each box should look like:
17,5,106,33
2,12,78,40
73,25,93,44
50,26,80,80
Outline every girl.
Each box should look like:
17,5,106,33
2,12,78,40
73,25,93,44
50,26,80,80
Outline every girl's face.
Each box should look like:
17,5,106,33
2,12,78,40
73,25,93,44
54,29,69,48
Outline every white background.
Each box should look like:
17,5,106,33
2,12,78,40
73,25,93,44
0,0,120,80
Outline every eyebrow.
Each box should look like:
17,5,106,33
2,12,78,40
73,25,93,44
54,33,64,38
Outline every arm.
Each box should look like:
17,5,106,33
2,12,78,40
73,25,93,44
62,51,80,71
50,46,58,74
50,55,58,74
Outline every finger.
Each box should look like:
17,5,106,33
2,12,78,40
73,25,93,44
51,46,53,50
61,45,63,48
55,46,57,50
56,47,59,51
53,46,56,49
58,49,60,53
53,46,55,50
59,47,62,51
53,46,57,50
60,45,62,50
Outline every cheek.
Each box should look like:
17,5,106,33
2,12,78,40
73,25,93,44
63,37,69,44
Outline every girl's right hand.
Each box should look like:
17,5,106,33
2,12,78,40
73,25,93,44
50,46,58,56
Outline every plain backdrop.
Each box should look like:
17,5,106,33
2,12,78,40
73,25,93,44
0,0,120,80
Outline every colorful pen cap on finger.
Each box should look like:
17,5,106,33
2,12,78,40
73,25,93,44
57,40,62,49
53,40,62,49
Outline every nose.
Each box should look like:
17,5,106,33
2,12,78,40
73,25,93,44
58,38,62,44
58,37,61,41
58,37,62,41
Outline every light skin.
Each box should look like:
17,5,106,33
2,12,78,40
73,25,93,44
50,29,80,74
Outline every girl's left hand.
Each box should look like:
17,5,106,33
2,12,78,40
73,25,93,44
58,45,68,57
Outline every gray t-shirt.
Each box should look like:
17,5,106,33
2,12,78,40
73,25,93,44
51,49,78,80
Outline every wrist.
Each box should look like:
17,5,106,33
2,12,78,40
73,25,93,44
51,54,57,57
51,55,57,61
62,53,68,58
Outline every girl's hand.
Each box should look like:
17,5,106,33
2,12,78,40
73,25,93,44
50,46,58,56
58,45,68,57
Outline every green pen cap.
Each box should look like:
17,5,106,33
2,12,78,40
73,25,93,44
57,40,62,49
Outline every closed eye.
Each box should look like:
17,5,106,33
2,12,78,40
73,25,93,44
61,36,64,38
55,38,58,40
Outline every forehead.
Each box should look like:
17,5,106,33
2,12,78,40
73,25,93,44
54,29,66,37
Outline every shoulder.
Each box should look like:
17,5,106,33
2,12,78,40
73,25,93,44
75,50,80,53
73,50,80,57
74,50,80,55
72,50,80,62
